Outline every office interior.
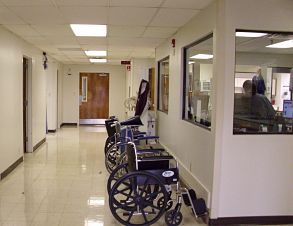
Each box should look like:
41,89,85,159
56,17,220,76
0,0,292,225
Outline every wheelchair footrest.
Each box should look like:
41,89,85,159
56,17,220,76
185,189,208,217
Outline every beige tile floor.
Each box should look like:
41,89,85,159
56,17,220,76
0,126,206,226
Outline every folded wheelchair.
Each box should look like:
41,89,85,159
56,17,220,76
107,142,208,226
104,117,161,174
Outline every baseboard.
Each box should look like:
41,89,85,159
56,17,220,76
0,156,23,180
60,123,78,127
209,216,293,225
33,138,46,151
48,129,56,133
159,142,211,207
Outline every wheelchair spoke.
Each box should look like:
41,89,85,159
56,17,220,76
126,210,135,223
140,206,149,223
139,177,150,196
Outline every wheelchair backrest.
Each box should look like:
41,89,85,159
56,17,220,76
126,143,138,172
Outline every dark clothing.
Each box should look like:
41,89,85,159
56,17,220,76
251,94,275,119
135,79,150,116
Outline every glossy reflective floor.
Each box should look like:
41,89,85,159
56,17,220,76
0,126,207,226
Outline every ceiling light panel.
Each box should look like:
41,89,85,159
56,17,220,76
70,24,107,37
266,39,293,48
90,58,107,63
85,51,107,56
190,54,213,59
236,32,268,37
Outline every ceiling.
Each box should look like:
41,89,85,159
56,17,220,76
0,0,213,64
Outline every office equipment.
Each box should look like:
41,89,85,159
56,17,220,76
283,100,293,119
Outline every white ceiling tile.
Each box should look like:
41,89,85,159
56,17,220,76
4,25,40,36
0,7,26,24
108,25,145,38
108,50,132,58
59,6,108,24
150,8,199,27
142,26,177,38
31,25,73,36
9,6,66,24
55,0,109,6
22,36,49,45
76,37,107,45
36,45,60,54
45,36,79,45
130,50,154,58
109,7,157,26
162,0,214,9
108,46,135,51
109,37,164,48
2,0,53,6
81,45,107,51
110,0,163,7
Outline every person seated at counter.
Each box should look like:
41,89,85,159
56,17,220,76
242,80,276,120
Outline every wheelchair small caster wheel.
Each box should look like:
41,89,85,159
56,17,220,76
165,209,183,226
158,197,173,211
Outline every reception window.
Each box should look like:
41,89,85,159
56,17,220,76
183,34,213,129
158,57,169,113
233,30,293,134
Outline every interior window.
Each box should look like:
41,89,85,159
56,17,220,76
233,30,293,134
158,57,169,113
183,34,213,129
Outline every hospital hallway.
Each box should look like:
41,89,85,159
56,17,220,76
0,126,206,226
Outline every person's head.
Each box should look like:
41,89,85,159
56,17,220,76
243,80,256,95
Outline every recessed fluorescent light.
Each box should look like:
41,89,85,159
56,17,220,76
190,54,213,59
90,58,107,63
236,32,267,37
85,51,107,57
70,24,107,37
266,39,293,48
188,61,195,64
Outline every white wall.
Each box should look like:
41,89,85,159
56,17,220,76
62,64,126,123
46,60,63,131
213,0,293,218
0,25,49,173
155,2,217,205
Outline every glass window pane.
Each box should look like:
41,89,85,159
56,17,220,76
158,57,169,113
183,34,213,129
233,30,293,134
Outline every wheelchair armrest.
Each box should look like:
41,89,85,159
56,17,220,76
136,136,159,141
137,155,174,161
136,148,164,155
133,131,146,135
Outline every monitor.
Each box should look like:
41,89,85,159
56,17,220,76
283,100,293,119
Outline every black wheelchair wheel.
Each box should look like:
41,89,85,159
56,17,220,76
158,196,173,211
104,135,115,155
107,163,128,194
105,144,120,173
109,171,168,226
165,210,183,226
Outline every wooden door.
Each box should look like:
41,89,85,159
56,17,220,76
79,73,109,124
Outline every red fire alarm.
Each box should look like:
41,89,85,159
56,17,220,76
171,38,175,48
126,65,131,71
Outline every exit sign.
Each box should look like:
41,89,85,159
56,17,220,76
121,61,131,65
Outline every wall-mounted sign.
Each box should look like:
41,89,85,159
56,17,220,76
121,61,131,65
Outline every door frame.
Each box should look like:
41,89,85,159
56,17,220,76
23,56,33,153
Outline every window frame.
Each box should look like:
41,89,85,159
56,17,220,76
157,56,170,114
182,33,213,130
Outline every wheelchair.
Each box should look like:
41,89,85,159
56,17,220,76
104,118,161,174
107,142,208,226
